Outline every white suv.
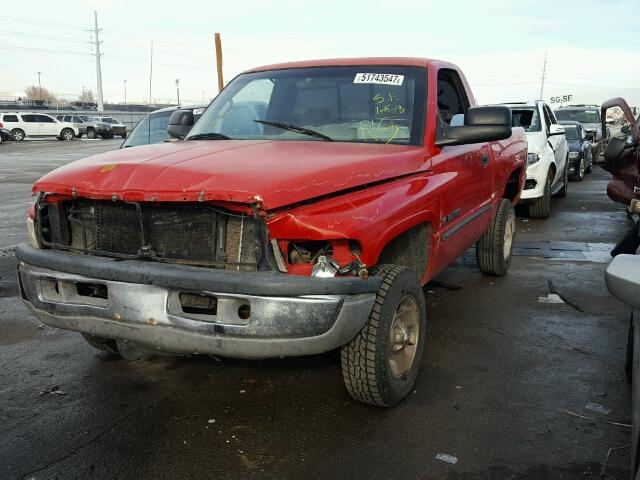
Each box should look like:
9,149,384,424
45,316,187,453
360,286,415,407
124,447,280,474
0,112,79,141
503,101,569,218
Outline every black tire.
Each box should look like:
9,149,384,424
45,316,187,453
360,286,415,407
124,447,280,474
626,314,634,383
341,265,426,407
529,168,553,218
11,128,25,141
555,158,569,198
61,128,75,141
82,333,121,356
121,132,127,138
572,158,585,182
476,199,516,276
101,132,114,139
86,128,97,139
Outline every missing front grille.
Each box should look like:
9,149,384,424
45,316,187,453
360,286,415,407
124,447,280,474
179,292,218,315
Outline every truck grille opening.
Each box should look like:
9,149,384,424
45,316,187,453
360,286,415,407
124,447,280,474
37,200,260,270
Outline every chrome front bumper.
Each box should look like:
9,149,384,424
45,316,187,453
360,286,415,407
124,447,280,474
16,245,378,359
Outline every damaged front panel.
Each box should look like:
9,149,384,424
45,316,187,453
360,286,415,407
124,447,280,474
37,198,260,270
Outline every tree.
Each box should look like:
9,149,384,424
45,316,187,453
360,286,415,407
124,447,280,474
78,89,95,103
24,85,57,103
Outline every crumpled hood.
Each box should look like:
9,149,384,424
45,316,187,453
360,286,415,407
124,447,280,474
582,122,600,133
33,140,425,210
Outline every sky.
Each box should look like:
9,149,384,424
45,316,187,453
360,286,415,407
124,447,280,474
1,0,639,107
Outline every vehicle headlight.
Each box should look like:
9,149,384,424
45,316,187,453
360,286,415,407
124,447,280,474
568,152,580,159
527,153,540,165
26,216,40,249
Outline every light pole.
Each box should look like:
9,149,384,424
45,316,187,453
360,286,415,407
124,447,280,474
123,80,127,109
37,71,42,101
175,78,180,106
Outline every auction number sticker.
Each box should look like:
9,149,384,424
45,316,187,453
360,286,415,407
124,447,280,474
353,73,404,85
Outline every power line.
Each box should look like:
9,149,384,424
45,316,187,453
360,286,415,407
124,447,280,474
0,44,90,55
0,30,88,43
0,15,86,30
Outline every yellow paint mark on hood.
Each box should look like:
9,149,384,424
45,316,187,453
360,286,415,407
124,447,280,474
99,164,118,173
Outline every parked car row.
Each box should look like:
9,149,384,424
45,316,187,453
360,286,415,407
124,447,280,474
0,111,127,141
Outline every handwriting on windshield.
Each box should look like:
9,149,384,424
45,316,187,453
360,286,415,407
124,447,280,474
373,93,406,116
359,118,400,144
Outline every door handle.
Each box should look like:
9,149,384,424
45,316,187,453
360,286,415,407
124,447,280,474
481,154,489,167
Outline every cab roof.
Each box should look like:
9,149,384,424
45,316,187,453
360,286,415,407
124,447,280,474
246,57,435,73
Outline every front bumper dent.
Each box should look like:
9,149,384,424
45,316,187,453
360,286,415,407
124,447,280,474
16,244,378,358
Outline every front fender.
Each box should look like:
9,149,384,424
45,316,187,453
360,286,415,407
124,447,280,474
266,173,441,269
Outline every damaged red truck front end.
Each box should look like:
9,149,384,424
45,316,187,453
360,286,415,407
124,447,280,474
17,58,527,406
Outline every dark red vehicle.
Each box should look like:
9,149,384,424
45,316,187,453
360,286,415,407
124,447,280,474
601,97,640,218
16,58,526,406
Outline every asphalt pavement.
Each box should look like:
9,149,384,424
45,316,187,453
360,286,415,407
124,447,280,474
0,139,635,479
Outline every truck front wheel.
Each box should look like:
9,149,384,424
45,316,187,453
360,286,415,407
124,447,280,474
341,265,426,407
476,198,516,276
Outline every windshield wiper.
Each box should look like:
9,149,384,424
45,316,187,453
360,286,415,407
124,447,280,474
254,120,333,141
187,132,231,140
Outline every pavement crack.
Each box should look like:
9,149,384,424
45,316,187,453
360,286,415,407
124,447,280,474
547,279,585,313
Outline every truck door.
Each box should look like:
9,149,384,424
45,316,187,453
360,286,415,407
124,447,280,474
433,69,493,259
601,98,640,208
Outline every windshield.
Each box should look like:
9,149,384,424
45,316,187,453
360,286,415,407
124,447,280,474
122,111,173,148
187,66,427,145
554,109,600,124
564,126,579,140
80,115,99,122
510,107,541,132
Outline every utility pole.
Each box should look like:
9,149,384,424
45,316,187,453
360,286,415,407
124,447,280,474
123,80,127,108
37,72,42,101
214,33,224,92
148,41,153,106
539,52,548,101
175,79,180,106
92,11,104,112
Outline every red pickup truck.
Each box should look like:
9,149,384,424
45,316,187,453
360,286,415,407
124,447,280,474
17,58,526,406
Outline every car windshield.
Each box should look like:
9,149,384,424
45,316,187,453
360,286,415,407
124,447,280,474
510,107,541,132
80,115,98,122
555,109,600,124
122,111,174,148
187,66,427,145
564,126,580,140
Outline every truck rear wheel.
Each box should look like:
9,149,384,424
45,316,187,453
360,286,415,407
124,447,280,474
476,198,516,276
341,265,426,407
82,333,121,356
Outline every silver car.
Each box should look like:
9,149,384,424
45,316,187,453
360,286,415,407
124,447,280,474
56,114,113,139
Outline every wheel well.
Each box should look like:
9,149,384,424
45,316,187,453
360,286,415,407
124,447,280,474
377,222,431,274
503,168,522,201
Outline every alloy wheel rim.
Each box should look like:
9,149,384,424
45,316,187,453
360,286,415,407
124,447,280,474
388,295,420,379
